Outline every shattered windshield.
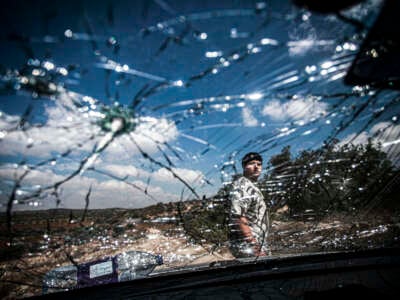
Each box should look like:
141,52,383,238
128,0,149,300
0,0,399,298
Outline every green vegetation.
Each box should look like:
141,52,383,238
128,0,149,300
261,139,398,215
180,198,229,247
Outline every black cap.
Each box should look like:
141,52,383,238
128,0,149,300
242,152,262,168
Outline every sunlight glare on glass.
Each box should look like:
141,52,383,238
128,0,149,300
246,92,264,101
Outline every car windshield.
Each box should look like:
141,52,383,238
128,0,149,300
1,0,399,298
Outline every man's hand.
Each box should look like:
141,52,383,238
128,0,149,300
238,216,267,256
253,245,267,257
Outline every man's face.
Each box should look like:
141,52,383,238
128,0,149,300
243,159,262,181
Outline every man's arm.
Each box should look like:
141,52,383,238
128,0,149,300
238,216,266,256
238,216,257,243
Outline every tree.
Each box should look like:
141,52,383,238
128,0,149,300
260,140,397,215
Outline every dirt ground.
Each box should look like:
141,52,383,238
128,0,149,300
1,211,399,299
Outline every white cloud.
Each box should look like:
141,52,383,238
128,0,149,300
262,97,328,122
2,123,97,157
101,164,149,179
85,179,176,209
371,122,400,141
153,167,204,185
50,177,173,209
287,39,335,56
0,164,65,186
339,122,400,163
340,122,399,145
133,116,178,148
0,164,178,210
339,131,370,146
0,113,20,129
242,107,258,127
92,163,205,197
287,21,317,57
0,97,179,161
287,39,315,56
102,116,179,160
0,97,99,158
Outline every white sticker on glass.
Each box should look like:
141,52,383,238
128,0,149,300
89,261,113,278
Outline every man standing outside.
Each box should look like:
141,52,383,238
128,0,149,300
228,152,270,258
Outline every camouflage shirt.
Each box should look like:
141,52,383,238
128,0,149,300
229,176,270,256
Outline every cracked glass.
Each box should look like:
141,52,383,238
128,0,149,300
0,0,399,298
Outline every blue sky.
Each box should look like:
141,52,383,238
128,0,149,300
1,0,399,210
